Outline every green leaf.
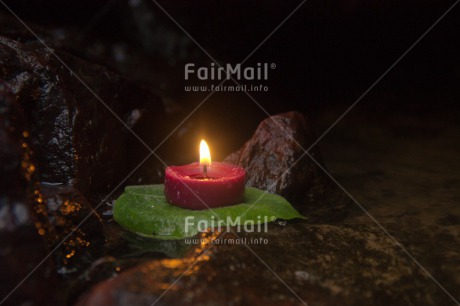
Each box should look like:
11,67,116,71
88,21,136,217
113,184,305,240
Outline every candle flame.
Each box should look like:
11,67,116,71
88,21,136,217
200,140,211,166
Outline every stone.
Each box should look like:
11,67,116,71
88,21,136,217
37,184,104,274
0,80,29,193
75,223,445,306
0,34,165,194
0,80,61,305
1,80,105,305
225,111,349,221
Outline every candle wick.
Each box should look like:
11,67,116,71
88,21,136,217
203,165,207,178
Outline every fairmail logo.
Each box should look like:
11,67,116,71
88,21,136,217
184,62,275,81
184,215,275,234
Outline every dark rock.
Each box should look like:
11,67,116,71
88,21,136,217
27,183,107,305
0,34,165,194
76,223,445,306
37,184,104,273
0,80,29,192
225,111,348,221
0,217,60,306
0,81,60,305
1,81,105,305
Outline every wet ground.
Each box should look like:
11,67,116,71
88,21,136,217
319,102,460,304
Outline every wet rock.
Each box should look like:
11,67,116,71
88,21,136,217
0,81,60,305
225,111,348,221
0,79,34,234
0,81,29,193
0,34,165,194
36,183,108,304
76,223,446,306
1,80,105,305
37,184,104,274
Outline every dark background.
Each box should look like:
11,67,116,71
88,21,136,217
2,0,459,160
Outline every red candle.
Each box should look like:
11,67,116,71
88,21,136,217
164,140,246,210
